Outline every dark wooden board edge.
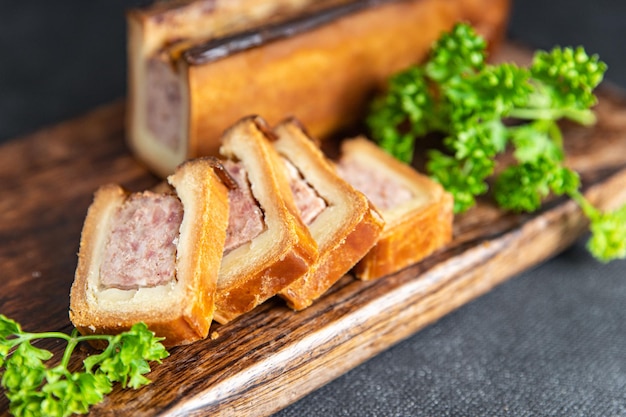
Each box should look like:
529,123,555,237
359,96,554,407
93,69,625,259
2,44,626,416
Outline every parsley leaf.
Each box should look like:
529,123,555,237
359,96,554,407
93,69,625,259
367,23,626,262
571,192,626,262
0,316,168,417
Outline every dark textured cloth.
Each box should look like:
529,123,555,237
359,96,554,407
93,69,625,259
277,240,626,416
1,2,625,416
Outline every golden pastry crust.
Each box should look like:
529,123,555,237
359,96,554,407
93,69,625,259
126,0,351,177
127,0,511,177
273,119,385,310
337,138,454,281
214,116,318,323
69,158,229,346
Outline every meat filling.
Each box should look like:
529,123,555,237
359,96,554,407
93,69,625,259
336,158,413,210
146,57,182,152
99,191,183,290
282,158,327,225
222,161,266,254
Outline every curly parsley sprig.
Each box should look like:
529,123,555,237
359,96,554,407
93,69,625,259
0,315,169,417
367,23,626,262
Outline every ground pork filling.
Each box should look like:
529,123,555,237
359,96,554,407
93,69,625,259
99,191,184,290
282,158,327,225
222,160,266,254
146,57,182,152
336,158,413,210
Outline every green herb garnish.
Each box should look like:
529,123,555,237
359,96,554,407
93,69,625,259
367,23,626,262
0,315,169,417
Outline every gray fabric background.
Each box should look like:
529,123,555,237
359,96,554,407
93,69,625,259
1,1,625,415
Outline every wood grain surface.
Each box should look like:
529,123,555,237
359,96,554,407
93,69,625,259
2,45,626,416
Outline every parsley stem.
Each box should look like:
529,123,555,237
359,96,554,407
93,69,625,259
568,189,599,220
17,332,71,342
61,335,78,369
10,331,110,345
6,329,112,368
548,120,563,149
509,107,597,126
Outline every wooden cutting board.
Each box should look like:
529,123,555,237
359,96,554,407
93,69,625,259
2,44,626,416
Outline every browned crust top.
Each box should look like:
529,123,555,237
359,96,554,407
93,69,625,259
182,0,403,64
